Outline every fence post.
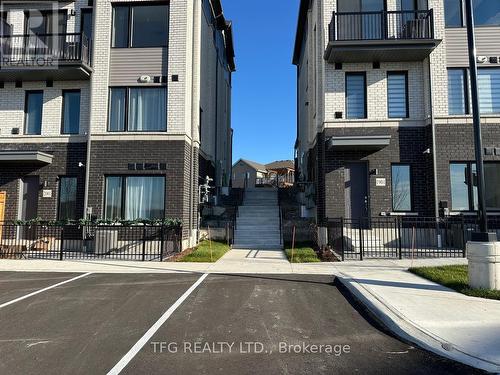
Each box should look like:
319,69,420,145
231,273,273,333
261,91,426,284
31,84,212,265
340,218,345,262
397,217,403,260
159,225,165,262
461,216,467,258
142,225,147,262
59,226,64,261
359,222,363,261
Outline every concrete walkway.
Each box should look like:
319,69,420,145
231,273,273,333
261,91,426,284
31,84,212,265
335,261,500,373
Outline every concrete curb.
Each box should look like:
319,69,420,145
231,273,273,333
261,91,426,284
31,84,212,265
336,274,500,374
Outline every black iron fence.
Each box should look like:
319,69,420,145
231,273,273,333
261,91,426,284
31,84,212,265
0,33,90,66
329,10,434,42
324,216,500,261
0,223,182,261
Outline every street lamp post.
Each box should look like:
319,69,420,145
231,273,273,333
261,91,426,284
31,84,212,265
464,0,496,242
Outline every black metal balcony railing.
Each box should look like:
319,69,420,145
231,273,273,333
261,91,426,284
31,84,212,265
0,33,90,67
329,10,434,42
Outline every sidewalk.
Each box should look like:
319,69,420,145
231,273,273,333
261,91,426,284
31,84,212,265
335,261,500,373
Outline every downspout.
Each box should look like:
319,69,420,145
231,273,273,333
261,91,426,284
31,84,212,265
214,56,219,192
83,2,98,220
190,0,200,245
427,58,439,218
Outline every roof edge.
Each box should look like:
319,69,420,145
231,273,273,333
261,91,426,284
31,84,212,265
292,0,311,65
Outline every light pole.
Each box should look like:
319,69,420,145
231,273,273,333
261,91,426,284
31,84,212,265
464,0,496,242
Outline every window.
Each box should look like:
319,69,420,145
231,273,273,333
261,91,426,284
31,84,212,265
58,177,78,220
112,4,168,48
25,10,67,35
485,163,500,210
445,0,463,27
473,0,500,26
105,176,165,220
445,0,500,27
108,87,167,132
392,165,412,212
81,8,93,43
387,72,408,118
450,163,478,211
448,69,469,115
62,90,81,134
24,91,43,135
478,68,500,114
346,73,367,119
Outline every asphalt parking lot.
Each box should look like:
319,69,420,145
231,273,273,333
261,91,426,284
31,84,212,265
0,272,482,375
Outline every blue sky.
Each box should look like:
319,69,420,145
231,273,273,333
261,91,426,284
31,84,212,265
223,0,300,165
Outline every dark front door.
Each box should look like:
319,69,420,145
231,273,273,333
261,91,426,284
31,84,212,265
21,176,39,239
345,163,369,222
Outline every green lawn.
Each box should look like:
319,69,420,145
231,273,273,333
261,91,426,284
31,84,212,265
177,240,230,263
409,265,500,301
285,244,321,263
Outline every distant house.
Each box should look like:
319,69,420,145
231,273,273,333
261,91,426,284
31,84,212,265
232,159,295,188
232,159,268,188
266,160,295,187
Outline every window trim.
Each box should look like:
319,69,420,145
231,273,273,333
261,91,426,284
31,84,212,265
61,89,81,135
447,68,470,115
57,176,78,220
387,71,409,119
111,2,169,49
104,175,166,220
24,90,43,135
108,86,167,132
345,72,367,120
391,163,413,212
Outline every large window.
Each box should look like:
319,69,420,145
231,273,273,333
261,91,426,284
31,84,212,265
478,69,500,114
346,73,367,119
392,164,412,212
473,0,500,26
62,90,81,134
448,69,469,115
108,87,167,132
445,0,500,27
445,0,463,27
112,4,168,48
24,91,43,135
485,163,500,210
105,176,165,220
451,162,500,211
387,72,408,118
58,177,78,220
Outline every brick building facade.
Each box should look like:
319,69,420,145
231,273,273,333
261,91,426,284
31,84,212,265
294,0,500,222
0,0,235,249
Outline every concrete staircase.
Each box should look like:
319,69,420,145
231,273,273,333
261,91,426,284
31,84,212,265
234,188,282,249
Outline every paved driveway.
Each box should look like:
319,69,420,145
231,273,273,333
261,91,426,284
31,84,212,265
0,272,482,374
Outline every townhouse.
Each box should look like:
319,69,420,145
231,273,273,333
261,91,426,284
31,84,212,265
0,0,235,248
293,0,500,222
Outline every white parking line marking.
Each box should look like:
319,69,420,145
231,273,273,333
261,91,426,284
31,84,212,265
0,273,92,309
107,273,209,375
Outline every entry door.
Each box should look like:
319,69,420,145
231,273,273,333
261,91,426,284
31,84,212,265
0,192,5,241
21,177,39,239
345,163,369,221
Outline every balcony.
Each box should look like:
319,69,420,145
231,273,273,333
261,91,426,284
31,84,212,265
0,33,92,81
325,10,441,63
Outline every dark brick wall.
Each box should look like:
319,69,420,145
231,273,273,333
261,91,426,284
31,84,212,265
315,126,435,219
0,143,87,221
87,140,194,239
435,123,500,208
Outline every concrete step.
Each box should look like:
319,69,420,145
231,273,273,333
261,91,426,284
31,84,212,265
233,245,283,250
